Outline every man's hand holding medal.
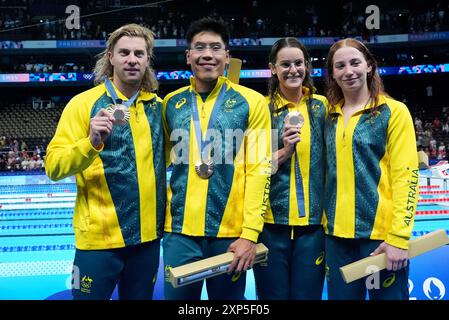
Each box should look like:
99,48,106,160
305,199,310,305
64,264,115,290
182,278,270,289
90,109,115,150
106,101,131,126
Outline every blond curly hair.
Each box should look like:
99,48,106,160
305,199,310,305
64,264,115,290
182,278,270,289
93,23,158,92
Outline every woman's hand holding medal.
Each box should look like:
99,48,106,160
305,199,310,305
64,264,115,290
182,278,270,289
282,111,304,155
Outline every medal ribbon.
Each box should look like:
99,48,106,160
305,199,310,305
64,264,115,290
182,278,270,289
280,108,306,218
191,84,227,161
293,150,306,218
105,78,140,108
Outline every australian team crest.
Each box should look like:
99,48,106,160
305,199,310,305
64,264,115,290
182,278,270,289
366,108,382,124
80,275,93,293
224,98,236,111
310,103,322,117
148,101,157,110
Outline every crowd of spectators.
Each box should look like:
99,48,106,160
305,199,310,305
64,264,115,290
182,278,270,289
10,61,87,74
415,110,449,162
1,1,448,73
0,136,45,172
1,0,449,41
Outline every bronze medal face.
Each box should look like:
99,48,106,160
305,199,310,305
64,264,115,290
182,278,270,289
195,160,214,179
199,163,209,176
285,111,305,128
112,104,130,125
113,108,125,120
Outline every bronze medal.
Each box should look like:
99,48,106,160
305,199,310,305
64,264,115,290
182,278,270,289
106,104,130,125
285,111,305,128
195,159,214,179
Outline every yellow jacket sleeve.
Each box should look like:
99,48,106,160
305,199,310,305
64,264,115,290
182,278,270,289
242,94,272,242
385,101,419,249
45,94,101,181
